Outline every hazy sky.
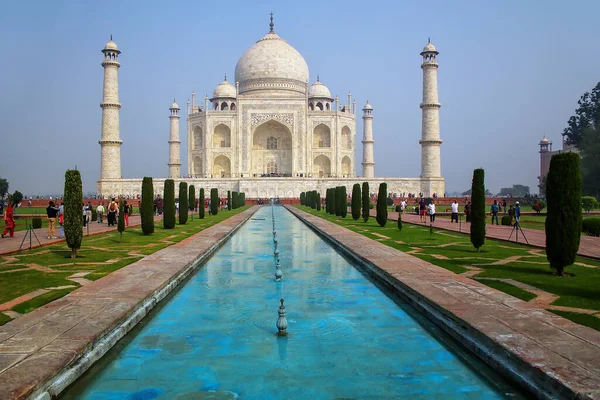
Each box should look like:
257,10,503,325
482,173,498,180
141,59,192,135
1,0,598,196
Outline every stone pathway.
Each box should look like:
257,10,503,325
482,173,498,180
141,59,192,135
291,206,600,399
0,206,259,400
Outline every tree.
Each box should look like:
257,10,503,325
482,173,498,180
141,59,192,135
63,170,83,258
397,211,403,231
210,188,218,215
300,192,305,206
240,192,245,206
316,192,321,211
545,153,582,276
141,177,154,235
227,190,232,211
461,188,493,196
11,191,23,207
163,179,176,229
470,169,486,251
351,183,361,220
0,178,8,200
562,82,600,147
498,184,530,197
580,126,600,197
232,191,238,209
188,185,195,220
117,199,125,241
582,196,599,213
178,182,188,225
340,186,348,218
376,183,387,227
362,182,370,222
199,188,205,219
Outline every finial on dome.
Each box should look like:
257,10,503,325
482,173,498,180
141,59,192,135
428,36,430,43
224,73,227,81
317,74,320,82
110,34,113,41
269,12,274,32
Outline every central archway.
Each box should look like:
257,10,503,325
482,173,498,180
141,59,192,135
252,120,292,176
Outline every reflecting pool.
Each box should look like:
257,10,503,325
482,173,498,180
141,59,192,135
62,206,526,399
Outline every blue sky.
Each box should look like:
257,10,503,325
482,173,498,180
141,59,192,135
0,0,598,196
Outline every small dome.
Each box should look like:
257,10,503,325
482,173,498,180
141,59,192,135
540,136,549,143
308,80,332,99
363,102,373,110
212,80,237,98
422,42,437,53
170,101,179,109
104,39,118,51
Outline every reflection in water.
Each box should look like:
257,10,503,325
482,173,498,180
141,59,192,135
62,206,525,400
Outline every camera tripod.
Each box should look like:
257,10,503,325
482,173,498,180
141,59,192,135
18,220,42,252
508,219,529,245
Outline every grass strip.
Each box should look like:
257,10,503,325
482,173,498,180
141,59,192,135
549,310,600,332
476,279,537,302
0,313,12,326
12,288,73,314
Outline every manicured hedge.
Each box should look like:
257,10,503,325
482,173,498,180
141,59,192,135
210,188,218,215
163,179,176,229
582,218,600,236
141,177,154,235
31,217,42,229
362,182,370,222
470,169,486,251
376,182,387,227
199,188,205,219
351,183,361,220
179,182,188,225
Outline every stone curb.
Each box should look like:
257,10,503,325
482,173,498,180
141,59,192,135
287,206,600,400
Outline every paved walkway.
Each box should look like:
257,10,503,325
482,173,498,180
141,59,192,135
0,215,162,256
291,206,600,399
0,207,259,400
372,209,600,259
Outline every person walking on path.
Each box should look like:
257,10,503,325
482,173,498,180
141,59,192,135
490,200,500,225
96,203,104,223
107,198,118,226
123,201,130,227
1,199,15,238
46,201,60,239
508,205,515,226
400,199,407,213
450,200,459,223
419,198,427,223
86,202,93,225
515,201,521,225
428,200,436,223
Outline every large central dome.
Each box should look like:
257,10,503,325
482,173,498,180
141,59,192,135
234,31,309,95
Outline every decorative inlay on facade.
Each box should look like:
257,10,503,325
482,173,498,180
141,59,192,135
210,120,232,131
251,113,294,129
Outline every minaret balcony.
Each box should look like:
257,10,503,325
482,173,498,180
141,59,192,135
419,103,441,109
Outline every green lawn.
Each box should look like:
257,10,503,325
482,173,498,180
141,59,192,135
0,313,12,325
0,206,250,324
298,206,600,332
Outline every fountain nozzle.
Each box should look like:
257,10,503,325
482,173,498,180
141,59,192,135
275,261,283,281
276,298,288,335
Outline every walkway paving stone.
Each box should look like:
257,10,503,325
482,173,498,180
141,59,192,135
290,206,600,399
0,207,259,400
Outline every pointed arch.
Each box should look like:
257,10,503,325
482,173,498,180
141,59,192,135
193,126,203,149
213,155,231,178
341,125,351,150
193,156,203,177
313,155,331,178
313,123,331,148
341,156,352,176
213,124,231,148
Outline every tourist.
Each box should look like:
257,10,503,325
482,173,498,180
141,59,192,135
502,199,507,214
490,200,500,225
508,205,515,226
1,198,15,238
451,200,459,223
46,201,60,239
82,203,88,227
419,198,426,223
515,201,521,225
123,201,130,227
400,199,407,212
107,198,118,226
428,200,436,223
465,201,472,222
58,210,64,238
86,202,93,225
96,202,105,223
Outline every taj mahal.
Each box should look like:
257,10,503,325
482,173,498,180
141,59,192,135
97,16,444,198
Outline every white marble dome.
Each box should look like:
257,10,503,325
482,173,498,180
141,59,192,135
170,101,179,109
308,80,332,99
234,32,309,94
212,80,237,98
422,42,437,53
104,40,119,51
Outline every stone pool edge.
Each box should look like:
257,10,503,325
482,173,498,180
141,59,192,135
286,205,600,400
1,206,259,400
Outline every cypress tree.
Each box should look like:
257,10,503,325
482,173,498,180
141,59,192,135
312,190,318,209
340,186,348,218
63,170,83,259
300,192,305,206
325,188,331,214
141,176,154,235
351,183,361,220
118,199,125,241
227,190,232,211
163,179,176,229
210,188,219,215
398,211,403,231
188,184,195,220
470,168,486,251
179,182,188,225
376,182,387,227
231,192,237,209
362,182,370,222
316,192,321,211
239,192,244,207
545,152,582,276
334,187,341,216
199,188,205,219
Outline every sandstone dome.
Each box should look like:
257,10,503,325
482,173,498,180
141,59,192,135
308,80,332,99
234,31,309,95
212,80,237,98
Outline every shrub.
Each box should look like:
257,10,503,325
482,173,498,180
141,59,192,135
239,192,245,206
232,191,238,209
545,152,582,276
376,183,387,227
582,196,599,213
532,199,546,213
369,203,374,209
351,183,361,220
340,186,347,218
117,199,125,241
189,185,195,214
199,188,205,219
11,190,23,207
64,170,83,258
91,208,98,222
227,190,232,211
582,217,600,236
141,177,154,235
395,205,401,212
163,179,176,229
362,182,370,222
397,212,402,231
501,215,511,226
178,182,188,225
31,217,42,229
300,192,305,206
470,169,486,251
210,188,218,215
386,197,394,206
316,192,321,211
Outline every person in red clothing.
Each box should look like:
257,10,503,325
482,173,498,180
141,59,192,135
1,199,15,238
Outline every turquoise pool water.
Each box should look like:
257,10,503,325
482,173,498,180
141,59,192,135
62,206,526,399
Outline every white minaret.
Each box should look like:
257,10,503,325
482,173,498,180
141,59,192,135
419,38,442,178
168,100,181,178
99,36,122,180
361,102,375,178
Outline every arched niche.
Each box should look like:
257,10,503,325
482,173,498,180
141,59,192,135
252,120,292,175
213,124,231,148
213,155,231,178
341,156,352,176
193,126,203,149
193,156,203,177
313,124,331,148
341,126,351,150
313,155,331,178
